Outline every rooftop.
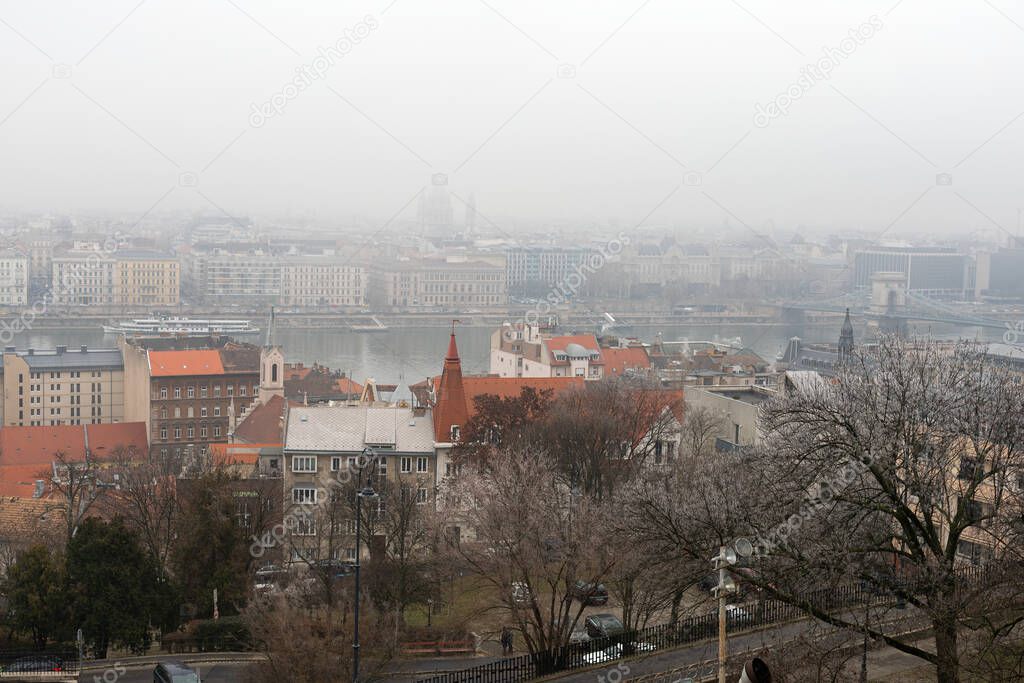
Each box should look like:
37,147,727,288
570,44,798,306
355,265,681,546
4,346,122,370
285,404,435,454
149,350,225,376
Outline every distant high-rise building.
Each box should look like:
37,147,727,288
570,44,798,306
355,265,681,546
852,246,968,298
838,308,854,363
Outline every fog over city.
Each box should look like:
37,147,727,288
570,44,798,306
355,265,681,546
3,0,1024,234
6,4,1024,683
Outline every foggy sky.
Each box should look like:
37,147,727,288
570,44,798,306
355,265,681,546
2,0,1023,237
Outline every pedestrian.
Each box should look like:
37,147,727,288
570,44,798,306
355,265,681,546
500,627,513,656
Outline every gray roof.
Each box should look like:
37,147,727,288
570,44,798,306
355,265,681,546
285,404,435,454
16,348,123,370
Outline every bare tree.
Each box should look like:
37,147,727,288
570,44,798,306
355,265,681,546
101,448,182,578
441,443,616,664
743,338,1024,683
50,451,104,543
541,378,683,499
678,404,723,459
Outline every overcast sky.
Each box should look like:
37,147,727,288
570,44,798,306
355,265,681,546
2,0,1023,238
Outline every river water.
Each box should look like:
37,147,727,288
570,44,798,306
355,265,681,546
12,320,1003,398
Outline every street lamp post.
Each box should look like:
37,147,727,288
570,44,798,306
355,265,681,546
353,448,377,683
711,546,738,683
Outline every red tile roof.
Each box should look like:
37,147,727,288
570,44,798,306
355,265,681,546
433,333,469,442
149,350,224,376
85,422,149,461
546,334,600,353
601,346,651,376
210,442,272,467
0,425,87,466
0,423,149,497
233,394,290,444
335,377,362,395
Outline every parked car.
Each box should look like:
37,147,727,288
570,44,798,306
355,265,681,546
584,613,626,639
571,580,609,606
0,656,65,676
153,661,201,682
312,559,356,579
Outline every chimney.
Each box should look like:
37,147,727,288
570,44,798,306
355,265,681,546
32,480,44,498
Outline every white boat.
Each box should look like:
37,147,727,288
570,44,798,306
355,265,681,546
102,317,261,337
350,316,389,332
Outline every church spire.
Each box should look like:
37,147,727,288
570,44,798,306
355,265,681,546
838,308,854,363
434,324,468,443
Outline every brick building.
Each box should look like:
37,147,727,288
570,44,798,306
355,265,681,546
122,339,261,461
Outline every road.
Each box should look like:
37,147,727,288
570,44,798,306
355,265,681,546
78,661,254,682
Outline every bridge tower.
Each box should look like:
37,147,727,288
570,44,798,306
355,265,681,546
869,272,908,336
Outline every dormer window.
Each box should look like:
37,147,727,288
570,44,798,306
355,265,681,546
450,425,461,442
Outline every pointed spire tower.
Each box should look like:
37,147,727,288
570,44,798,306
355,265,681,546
259,305,284,403
838,308,854,364
433,321,468,443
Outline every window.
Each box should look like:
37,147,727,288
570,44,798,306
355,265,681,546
214,385,221,397
294,514,316,536
331,456,342,472
378,457,387,477
400,457,412,473
450,425,460,442
240,385,247,396
345,547,357,561
174,387,181,399
227,385,234,397
292,487,317,504
187,426,194,439
200,425,208,438
292,455,317,473
214,426,221,437
416,487,428,504
214,406,221,417
174,426,182,439
200,406,207,417
160,387,168,399
417,457,428,473
187,386,195,398
174,406,181,418
200,386,208,398
187,406,194,418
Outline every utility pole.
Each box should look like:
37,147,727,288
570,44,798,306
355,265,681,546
712,546,737,683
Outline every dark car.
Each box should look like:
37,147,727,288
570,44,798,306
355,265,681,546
584,613,626,639
1,656,64,674
313,559,356,579
571,580,609,606
154,661,201,683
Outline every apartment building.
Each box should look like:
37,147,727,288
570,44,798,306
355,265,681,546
506,246,592,296
51,247,179,306
0,346,124,427
114,252,180,307
280,258,365,307
187,251,282,304
369,258,507,309
282,403,437,564
122,338,261,460
489,323,610,379
0,255,28,306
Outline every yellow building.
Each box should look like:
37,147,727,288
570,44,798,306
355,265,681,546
115,252,180,307
0,346,124,427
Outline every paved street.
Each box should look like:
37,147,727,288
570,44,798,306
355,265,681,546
78,661,254,682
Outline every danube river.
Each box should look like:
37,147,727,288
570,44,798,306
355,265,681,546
8,318,1007,399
